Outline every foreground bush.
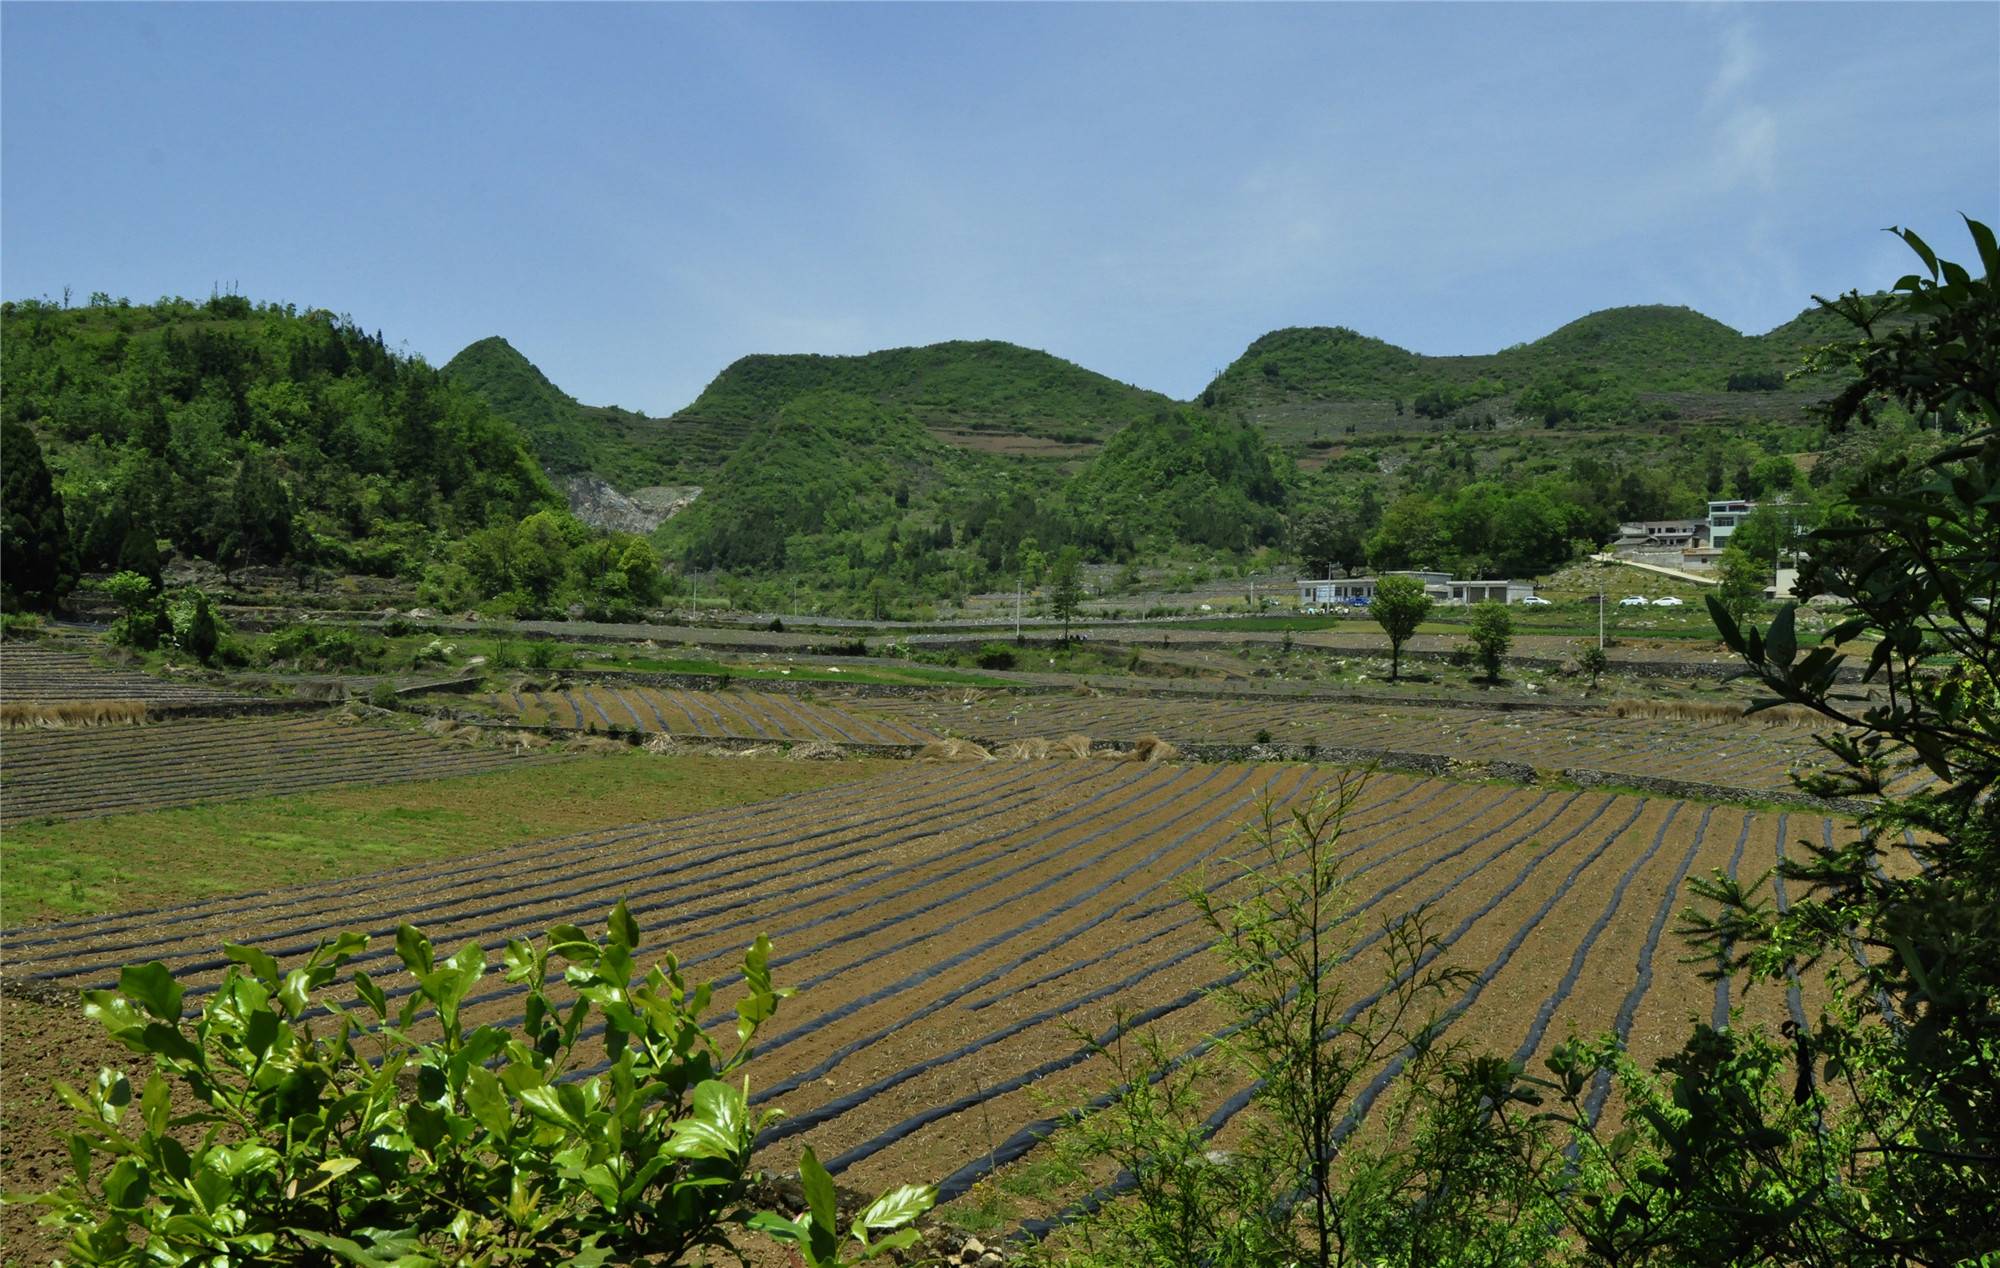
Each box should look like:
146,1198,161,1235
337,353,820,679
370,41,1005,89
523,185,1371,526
19,903,932,1266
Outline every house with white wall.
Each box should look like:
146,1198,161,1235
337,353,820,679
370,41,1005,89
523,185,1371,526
1296,571,1537,607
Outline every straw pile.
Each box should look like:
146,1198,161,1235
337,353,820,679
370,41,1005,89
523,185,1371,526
1104,734,1179,763
996,733,1097,760
0,700,147,729
1608,698,1830,730
919,738,995,762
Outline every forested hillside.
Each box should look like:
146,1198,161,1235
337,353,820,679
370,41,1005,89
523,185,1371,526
441,298,1890,610
1067,410,1288,551
0,296,558,582
443,336,692,487
682,339,1175,440
1202,303,1853,437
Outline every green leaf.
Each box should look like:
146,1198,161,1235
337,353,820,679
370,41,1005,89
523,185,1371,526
1765,603,1797,668
297,1156,363,1197
224,942,281,984
464,1067,513,1140
800,1145,838,1236
395,924,433,976
663,1080,749,1161
853,1182,935,1234
609,900,640,952
1895,225,1940,279
579,1163,622,1210
352,970,389,1019
1964,214,1999,278
118,961,183,1022
101,1158,147,1210
518,1085,586,1134
279,967,316,1018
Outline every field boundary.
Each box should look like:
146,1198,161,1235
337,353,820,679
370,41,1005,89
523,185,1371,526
421,713,1871,817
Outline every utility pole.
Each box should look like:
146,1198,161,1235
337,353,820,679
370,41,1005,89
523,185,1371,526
1598,564,1606,652
1014,574,1023,642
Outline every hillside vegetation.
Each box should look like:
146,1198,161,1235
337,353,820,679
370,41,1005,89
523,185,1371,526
1202,304,1853,439
683,339,1176,441
443,336,693,486
1,295,556,580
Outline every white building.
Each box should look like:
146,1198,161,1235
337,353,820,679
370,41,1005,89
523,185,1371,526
1296,571,1537,607
1708,499,1756,545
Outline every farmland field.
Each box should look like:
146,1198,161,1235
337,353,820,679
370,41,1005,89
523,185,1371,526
858,691,1906,798
449,684,938,744
3,759,1871,1221
0,714,561,825
0,750,897,924
0,644,264,708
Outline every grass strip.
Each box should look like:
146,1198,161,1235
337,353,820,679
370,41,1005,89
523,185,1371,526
0,752,894,925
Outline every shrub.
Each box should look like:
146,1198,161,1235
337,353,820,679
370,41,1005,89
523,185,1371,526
24,905,932,1266
1576,642,1609,691
367,680,400,709
523,640,561,670
102,571,163,650
1465,601,1513,681
263,625,380,671
975,642,1017,670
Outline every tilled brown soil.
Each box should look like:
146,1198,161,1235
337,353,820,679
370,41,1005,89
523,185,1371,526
457,685,937,745
1,762,1884,1250
0,645,254,707
857,692,1910,797
0,714,564,824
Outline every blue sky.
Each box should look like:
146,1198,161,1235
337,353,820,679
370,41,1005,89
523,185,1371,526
4,3,1995,414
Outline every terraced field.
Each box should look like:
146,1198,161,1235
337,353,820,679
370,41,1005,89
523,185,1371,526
860,691,1901,797
0,715,561,824
455,684,937,744
0,644,259,708
5,762,1868,1222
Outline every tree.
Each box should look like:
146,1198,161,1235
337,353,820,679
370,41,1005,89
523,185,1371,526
1032,785,1514,1268
184,590,220,664
1370,575,1431,682
102,570,163,650
117,520,163,586
1291,503,1363,578
1713,546,1765,630
218,451,295,568
0,419,76,612
1624,215,2000,1265
1464,602,1512,681
1576,641,1609,692
1727,503,1795,568
1049,546,1085,642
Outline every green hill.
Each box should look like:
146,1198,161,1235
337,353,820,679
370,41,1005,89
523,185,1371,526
682,339,1175,441
443,336,697,486
1202,303,1850,445
1067,410,1288,550
656,390,956,572
0,295,557,578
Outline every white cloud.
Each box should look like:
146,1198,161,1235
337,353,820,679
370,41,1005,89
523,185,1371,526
1705,18,1761,111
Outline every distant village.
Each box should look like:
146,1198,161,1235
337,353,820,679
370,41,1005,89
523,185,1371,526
1297,499,1797,609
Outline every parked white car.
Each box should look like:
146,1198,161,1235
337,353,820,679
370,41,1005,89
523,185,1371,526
1652,596,1685,607
1619,596,1649,607
1519,596,1552,607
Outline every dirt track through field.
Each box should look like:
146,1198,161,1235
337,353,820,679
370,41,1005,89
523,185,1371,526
1,762,1880,1234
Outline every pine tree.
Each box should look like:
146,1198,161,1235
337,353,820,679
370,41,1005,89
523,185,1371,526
0,420,76,612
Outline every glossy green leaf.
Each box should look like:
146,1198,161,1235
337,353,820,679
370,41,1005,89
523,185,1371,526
118,961,183,1022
